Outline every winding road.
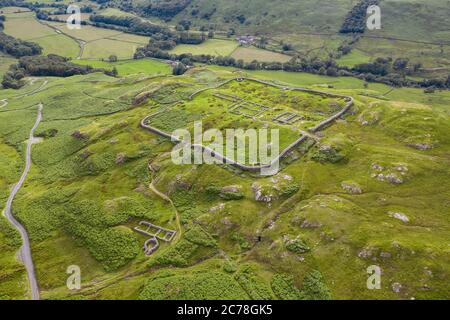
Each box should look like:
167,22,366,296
3,103,43,300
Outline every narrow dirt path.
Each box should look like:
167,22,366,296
37,19,85,59
148,161,183,242
2,103,43,300
13,80,48,99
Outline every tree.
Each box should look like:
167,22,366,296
393,58,409,78
282,43,293,51
111,67,118,77
172,62,187,76
413,62,422,72
393,58,409,72
109,55,118,62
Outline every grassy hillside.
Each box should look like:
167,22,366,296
137,0,450,70
0,0,449,301
0,62,448,299
166,0,353,33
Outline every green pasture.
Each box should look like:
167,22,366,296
169,39,239,56
74,59,171,76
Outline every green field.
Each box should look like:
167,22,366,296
3,13,56,40
2,9,80,58
1,9,151,60
0,54,16,77
169,39,292,63
165,0,450,71
45,22,150,60
99,7,138,18
231,46,292,63
74,59,172,76
336,49,372,68
169,38,239,56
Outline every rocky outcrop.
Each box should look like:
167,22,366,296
219,185,244,200
341,181,363,194
71,130,89,140
385,173,403,185
408,143,433,150
300,219,322,229
209,203,225,213
115,153,127,165
392,282,402,293
371,162,408,185
358,110,380,126
388,211,410,223
252,182,276,203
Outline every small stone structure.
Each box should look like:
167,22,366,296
143,237,159,255
213,92,269,118
273,112,304,124
140,77,354,175
134,221,177,256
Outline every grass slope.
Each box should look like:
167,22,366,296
0,58,448,300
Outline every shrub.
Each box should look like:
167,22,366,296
152,239,199,267
184,225,217,247
301,270,332,300
311,145,344,163
285,237,310,254
59,201,139,271
223,261,237,274
140,271,248,300
280,184,300,197
271,273,303,300
234,265,274,300
0,31,42,57
219,191,244,201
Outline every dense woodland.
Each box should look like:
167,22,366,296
2,55,99,89
0,15,42,57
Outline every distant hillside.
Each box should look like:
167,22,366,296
129,0,450,42
132,0,353,34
